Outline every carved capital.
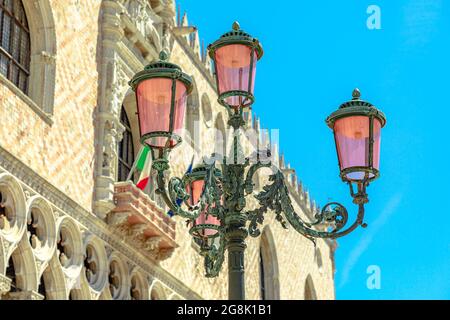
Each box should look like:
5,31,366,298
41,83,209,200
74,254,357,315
143,235,162,251
0,274,12,296
128,223,147,238
107,211,130,229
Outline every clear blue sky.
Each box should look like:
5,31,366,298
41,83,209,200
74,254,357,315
177,0,450,299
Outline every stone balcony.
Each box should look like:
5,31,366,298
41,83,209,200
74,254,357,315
107,182,177,262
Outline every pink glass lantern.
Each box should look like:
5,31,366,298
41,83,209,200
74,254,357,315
327,89,386,182
130,51,193,154
214,44,257,108
208,22,263,110
186,179,220,239
135,78,188,148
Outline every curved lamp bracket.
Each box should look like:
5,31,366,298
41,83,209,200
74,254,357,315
247,168,369,245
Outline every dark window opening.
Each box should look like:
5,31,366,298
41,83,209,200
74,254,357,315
259,248,266,300
6,256,17,292
0,0,30,94
118,107,134,182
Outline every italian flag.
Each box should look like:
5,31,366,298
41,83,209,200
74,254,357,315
135,146,152,190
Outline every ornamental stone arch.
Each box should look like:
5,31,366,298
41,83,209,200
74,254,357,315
0,173,27,247
201,93,213,128
26,195,57,263
129,267,149,300
121,90,141,164
213,112,227,160
7,238,39,293
21,0,57,113
55,217,84,282
304,274,318,300
149,279,167,300
107,252,130,300
69,282,92,300
167,292,183,300
39,254,68,300
82,233,109,294
259,226,280,300
185,78,200,149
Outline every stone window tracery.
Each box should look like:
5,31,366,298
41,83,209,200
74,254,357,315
108,259,127,300
259,228,280,300
84,245,97,285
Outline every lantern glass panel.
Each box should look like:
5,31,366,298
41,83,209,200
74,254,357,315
136,78,187,148
187,180,220,238
334,116,382,180
215,44,257,108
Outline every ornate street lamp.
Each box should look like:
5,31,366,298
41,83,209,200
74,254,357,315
208,21,263,112
184,165,222,241
129,22,387,300
129,51,193,164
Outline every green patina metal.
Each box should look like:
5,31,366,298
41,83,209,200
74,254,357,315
207,21,264,61
208,22,263,112
130,51,193,156
130,25,387,301
129,51,194,92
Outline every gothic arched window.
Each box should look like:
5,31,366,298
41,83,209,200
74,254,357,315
259,228,280,300
0,0,31,94
259,248,266,300
304,275,318,300
118,107,134,182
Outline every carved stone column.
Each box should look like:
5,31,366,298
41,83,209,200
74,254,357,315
94,0,173,219
94,1,126,219
0,274,11,299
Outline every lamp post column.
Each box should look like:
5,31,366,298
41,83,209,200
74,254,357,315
225,213,248,300
222,162,248,300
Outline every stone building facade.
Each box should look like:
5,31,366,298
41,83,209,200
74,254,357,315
0,0,336,300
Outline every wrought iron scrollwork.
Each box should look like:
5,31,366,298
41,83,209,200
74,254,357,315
248,169,368,244
153,145,369,277
155,170,202,220
202,233,226,278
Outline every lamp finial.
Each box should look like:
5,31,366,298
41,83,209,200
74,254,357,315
159,50,169,61
352,88,361,100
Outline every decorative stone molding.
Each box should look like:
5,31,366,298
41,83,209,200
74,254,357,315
109,182,177,262
3,290,45,300
26,195,57,262
108,254,130,300
94,0,169,219
0,120,200,300
0,173,28,245
0,274,11,296
22,0,57,115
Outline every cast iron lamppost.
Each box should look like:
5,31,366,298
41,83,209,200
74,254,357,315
129,21,386,300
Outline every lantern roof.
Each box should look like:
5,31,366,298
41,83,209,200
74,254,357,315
326,88,387,129
129,51,193,94
208,21,264,60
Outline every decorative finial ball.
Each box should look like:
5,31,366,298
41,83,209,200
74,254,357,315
352,88,361,100
232,21,240,31
159,50,169,61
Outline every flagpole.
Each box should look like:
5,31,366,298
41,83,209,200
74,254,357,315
127,145,145,181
